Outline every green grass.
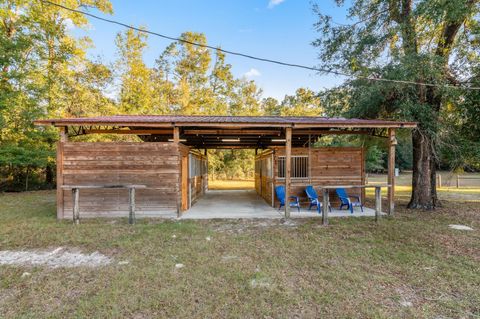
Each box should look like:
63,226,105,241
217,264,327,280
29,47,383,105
0,191,479,318
208,179,254,190
366,185,480,202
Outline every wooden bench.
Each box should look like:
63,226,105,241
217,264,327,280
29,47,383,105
61,185,147,225
318,184,391,225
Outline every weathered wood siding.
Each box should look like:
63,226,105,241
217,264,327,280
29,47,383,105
254,151,274,206
261,147,365,207
189,152,208,206
58,142,181,219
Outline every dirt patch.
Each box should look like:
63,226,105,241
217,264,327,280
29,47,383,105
448,224,474,231
0,247,112,268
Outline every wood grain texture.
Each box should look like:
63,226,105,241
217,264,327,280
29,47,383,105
387,128,396,215
56,141,64,219
257,147,365,208
60,142,181,218
285,128,292,218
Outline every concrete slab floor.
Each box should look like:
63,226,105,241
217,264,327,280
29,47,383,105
180,190,382,220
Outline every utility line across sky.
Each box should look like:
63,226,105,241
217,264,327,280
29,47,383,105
41,0,480,91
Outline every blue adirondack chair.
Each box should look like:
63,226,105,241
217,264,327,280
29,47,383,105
335,188,363,214
275,185,300,212
305,185,331,213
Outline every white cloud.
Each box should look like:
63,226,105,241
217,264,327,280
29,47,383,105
268,0,285,9
63,18,75,30
244,68,261,77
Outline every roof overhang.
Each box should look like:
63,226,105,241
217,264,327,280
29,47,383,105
34,115,416,148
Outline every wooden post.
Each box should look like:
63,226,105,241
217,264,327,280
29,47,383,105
173,126,182,218
72,188,79,225
322,188,329,226
271,153,275,207
56,127,67,219
285,127,292,218
308,134,312,184
129,187,136,224
437,174,442,188
456,175,460,188
374,186,381,223
60,128,68,143
387,128,396,215
173,126,180,144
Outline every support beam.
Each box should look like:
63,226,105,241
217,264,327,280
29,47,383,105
173,126,182,218
173,126,180,144
59,126,68,142
84,129,173,135
375,186,381,223
387,128,396,215
184,129,282,135
285,127,292,218
72,188,79,225
322,188,329,225
56,127,67,219
128,187,136,225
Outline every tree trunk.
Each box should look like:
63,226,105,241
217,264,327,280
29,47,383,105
45,164,54,186
25,167,29,191
408,129,437,209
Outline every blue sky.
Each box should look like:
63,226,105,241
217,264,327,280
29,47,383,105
76,0,351,100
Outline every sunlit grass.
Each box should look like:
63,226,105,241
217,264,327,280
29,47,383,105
0,191,479,317
366,185,480,196
208,179,254,190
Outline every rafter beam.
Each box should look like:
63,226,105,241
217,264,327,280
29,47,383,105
84,129,173,135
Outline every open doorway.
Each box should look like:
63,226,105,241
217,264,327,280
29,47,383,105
207,149,255,190
182,148,279,218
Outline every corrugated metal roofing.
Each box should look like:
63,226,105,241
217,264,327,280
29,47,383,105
34,115,416,128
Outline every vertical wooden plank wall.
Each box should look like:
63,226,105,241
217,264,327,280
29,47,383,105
188,152,208,207
254,150,274,206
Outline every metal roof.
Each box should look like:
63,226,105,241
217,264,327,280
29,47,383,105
34,115,416,128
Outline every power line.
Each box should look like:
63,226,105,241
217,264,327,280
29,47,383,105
40,0,480,91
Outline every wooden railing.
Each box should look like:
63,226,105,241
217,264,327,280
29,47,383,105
318,184,391,225
61,185,147,225
441,175,480,188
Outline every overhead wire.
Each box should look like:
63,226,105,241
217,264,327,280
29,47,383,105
40,0,480,91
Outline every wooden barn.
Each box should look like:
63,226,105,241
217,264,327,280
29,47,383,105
34,115,416,222
255,146,365,209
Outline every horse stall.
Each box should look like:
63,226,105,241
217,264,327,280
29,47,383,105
35,115,416,221
255,147,365,209
57,141,206,220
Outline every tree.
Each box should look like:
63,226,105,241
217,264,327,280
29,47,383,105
230,79,263,116
209,49,236,115
116,28,155,114
279,88,323,116
0,0,113,190
157,32,213,114
313,0,480,209
261,97,281,116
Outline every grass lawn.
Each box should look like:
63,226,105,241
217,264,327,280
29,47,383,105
208,179,254,190
0,191,479,318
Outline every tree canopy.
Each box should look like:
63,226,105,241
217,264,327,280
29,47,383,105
313,0,480,208
0,0,478,198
